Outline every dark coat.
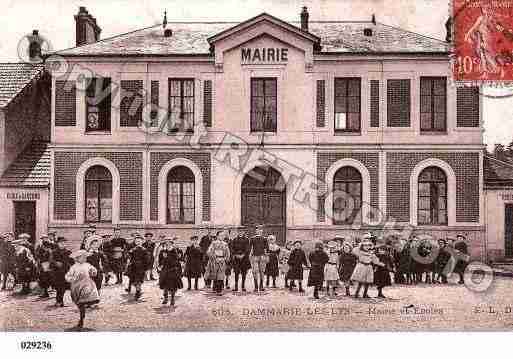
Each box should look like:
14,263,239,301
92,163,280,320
158,249,183,291
230,236,251,273
338,251,357,282
287,248,308,280
143,240,156,270
435,248,451,273
265,247,280,277
184,245,203,278
87,251,109,274
374,246,394,288
127,246,149,284
15,247,36,282
0,239,16,274
307,249,329,287
107,237,127,272
51,247,73,289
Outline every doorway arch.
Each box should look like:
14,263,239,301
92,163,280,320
241,166,286,245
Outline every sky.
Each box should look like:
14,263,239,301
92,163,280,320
0,0,511,148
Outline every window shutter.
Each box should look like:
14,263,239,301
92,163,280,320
120,80,143,127
370,80,379,128
457,86,480,127
387,79,411,127
150,80,159,127
55,80,76,126
316,79,326,127
203,80,212,127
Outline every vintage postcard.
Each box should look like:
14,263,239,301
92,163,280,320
1,0,513,338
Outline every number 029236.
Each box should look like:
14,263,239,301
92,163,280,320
20,341,52,350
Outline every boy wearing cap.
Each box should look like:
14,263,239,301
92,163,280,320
184,236,203,290
51,237,73,306
87,238,109,294
287,240,308,293
230,228,251,292
143,233,156,281
249,224,269,292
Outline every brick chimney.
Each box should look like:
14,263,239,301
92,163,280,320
28,30,42,62
300,6,309,32
74,6,101,46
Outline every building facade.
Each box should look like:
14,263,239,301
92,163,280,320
1,7,501,261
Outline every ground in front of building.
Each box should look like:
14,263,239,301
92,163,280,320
2,274,513,331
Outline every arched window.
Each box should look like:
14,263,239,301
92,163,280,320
418,166,447,225
85,165,112,223
333,166,362,225
167,166,195,224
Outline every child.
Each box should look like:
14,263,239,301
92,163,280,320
280,242,292,289
339,242,356,296
51,237,73,307
87,238,108,294
287,240,308,293
65,250,100,330
324,241,341,296
184,236,203,290
374,238,395,298
265,235,280,288
351,235,384,299
206,233,230,295
126,235,149,300
307,242,329,299
158,239,183,306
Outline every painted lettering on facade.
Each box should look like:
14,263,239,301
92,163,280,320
241,48,288,63
6,192,40,200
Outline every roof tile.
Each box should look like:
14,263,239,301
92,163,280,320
0,141,51,187
0,63,45,108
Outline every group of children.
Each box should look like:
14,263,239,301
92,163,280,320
1,226,470,330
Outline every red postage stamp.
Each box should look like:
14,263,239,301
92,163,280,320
453,0,513,83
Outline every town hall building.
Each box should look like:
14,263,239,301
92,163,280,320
1,6,512,263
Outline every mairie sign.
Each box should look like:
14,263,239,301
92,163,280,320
241,47,289,63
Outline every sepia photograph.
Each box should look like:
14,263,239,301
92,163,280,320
1,0,513,346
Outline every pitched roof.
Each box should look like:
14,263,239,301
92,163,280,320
0,141,51,188
55,19,449,57
484,156,513,188
0,63,45,109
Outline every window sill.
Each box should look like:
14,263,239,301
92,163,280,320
334,130,361,136
420,130,448,135
249,131,277,136
85,131,111,135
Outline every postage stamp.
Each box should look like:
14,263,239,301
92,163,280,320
453,0,513,83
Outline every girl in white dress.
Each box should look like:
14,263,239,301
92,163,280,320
350,235,384,299
65,250,100,330
324,241,340,296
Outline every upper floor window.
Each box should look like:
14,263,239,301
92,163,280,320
333,166,362,225
418,166,447,225
387,79,410,127
250,78,277,132
169,79,194,132
85,165,112,223
334,78,361,132
85,77,111,132
420,77,447,132
167,166,195,224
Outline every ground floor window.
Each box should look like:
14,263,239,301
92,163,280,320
333,166,362,224
167,166,195,224
418,166,447,225
85,165,112,223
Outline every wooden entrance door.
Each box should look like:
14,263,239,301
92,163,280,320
241,166,286,245
505,204,513,257
14,201,36,244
